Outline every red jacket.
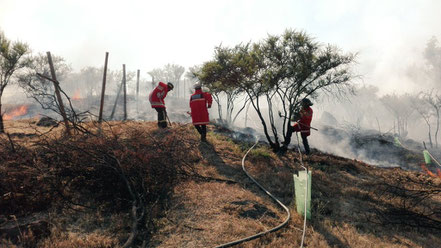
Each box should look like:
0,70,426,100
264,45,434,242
149,82,169,108
293,106,313,136
189,89,213,125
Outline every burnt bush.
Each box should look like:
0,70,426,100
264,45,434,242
368,173,441,232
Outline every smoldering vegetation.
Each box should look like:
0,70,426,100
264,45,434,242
4,67,441,175
3,34,440,175
1,120,440,247
1,28,441,247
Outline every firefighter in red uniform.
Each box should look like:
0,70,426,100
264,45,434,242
189,82,212,142
283,98,313,154
149,81,174,128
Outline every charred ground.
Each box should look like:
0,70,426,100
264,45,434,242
0,120,440,247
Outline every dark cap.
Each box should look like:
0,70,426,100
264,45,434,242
167,82,174,90
301,98,313,106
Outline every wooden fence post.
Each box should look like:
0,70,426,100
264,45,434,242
110,79,123,120
46,51,70,135
123,64,127,120
98,52,109,123
136,69,140,117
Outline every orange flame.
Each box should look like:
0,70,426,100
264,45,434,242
421,164,437,177
72,89,82,100
4,105,29,120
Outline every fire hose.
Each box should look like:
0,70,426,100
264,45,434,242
181,111,307,246
214,138,292,248
295,132,309,248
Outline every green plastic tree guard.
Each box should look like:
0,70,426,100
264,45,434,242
294,170,311,219
394,137,402,147
423,150,432,165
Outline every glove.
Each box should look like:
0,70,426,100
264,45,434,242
293,112,301,121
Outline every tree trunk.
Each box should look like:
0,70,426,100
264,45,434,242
212,94,223,121
0,87,5,133
435,109,439,148
426,121,433,148
136,69,140,117
226,97,233,126
249,95,278,151
244,101,251,127
429,129,433,148
123,64,127,121
0,98,4,133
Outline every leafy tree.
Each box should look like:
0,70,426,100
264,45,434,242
335,85,386,131
380,94,415,139
0,31,30,133
411,94,434,147
148,64,185,97
165,63,185,97
408,36,441,90
424,37,441,87
77,66,102,98
413,90,441,148
185,65,201,97
194,62,223,120
185,65,200,84
147,68,164,84
198,47,249,125
199,29,356,151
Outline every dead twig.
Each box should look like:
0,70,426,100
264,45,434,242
6,132,16,153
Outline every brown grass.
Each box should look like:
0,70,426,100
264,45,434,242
1,120,441,247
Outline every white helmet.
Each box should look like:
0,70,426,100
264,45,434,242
193,82,202,89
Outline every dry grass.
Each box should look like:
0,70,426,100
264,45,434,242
1,119,441,247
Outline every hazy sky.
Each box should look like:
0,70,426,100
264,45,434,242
1,0,441,95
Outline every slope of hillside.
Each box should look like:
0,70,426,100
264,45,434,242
1,120,440,247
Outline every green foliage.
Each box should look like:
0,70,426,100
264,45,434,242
0,30,31,132
211,131,233,143
197,44,253,124
0,30,31,90
249,146,273,159
198,29,356,151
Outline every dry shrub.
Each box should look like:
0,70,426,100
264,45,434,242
0,136,54,216
1,122,200,246
368,173,441,231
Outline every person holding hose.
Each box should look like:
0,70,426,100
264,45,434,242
149,81,174,128
283,98,314,155
189,82,212,142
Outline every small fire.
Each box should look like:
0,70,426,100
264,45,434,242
72,89,82,100
3,105,29,120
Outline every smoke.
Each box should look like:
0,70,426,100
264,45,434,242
2,77,426,172
309,125,403,168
